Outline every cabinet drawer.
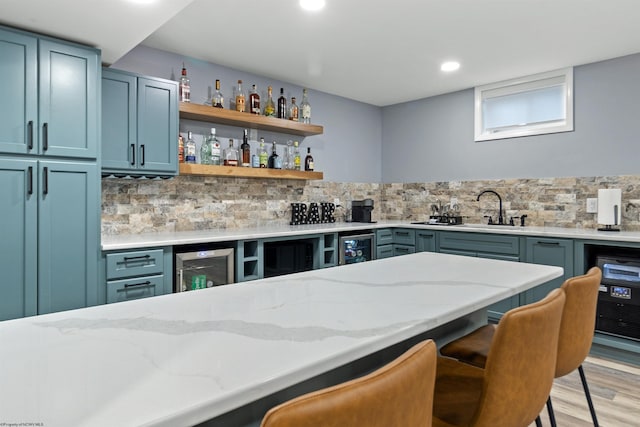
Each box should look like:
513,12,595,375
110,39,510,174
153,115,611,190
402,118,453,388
393,244,416,257
377,244,394,259
393,229,415,246
106,249,165,280
376,229,393,246
106,275,164,304
439,232,520,256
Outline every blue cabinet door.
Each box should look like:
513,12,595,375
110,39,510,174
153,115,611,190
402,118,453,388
37,161,99,314
524,237,574,304
38,39,99,159
102,69,137,171
0,29,37,155
137,77,178,174
0,158,38,320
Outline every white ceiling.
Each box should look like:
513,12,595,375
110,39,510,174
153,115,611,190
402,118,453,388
2,0,640,106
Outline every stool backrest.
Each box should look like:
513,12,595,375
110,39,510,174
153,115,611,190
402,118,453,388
473,288,566,427
556,266,602,377
260,339,437,427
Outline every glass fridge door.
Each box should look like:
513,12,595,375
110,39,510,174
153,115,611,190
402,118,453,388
175,248,234,292
340,234,375,264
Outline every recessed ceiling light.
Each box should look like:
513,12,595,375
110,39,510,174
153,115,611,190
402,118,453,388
300,0,326,12
441,61,461,72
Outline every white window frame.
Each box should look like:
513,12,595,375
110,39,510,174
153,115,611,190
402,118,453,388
474,67,574,142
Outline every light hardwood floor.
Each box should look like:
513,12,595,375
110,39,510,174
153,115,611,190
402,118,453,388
529,355,640,426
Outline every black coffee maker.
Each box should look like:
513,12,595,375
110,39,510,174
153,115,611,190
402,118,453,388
351,199,375,223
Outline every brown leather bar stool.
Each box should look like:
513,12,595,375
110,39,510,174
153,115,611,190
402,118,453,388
440,267,602,426
260,339,437,427
433,288,566,427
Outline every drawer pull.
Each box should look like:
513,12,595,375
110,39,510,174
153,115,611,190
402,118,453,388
537,241,560,246
123,254,152,262
396,231,409,236
124,280,151,289
418,234,433,239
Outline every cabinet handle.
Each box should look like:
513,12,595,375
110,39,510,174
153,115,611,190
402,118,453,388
140,144,145,166
27,166,33,195
130,144,136,165
27,121,33,150
42,166,48,195
42,123,48,151
123,254,151,262
396,231,409,236
537,241,560,246
124,280,152,289
418,233,433,239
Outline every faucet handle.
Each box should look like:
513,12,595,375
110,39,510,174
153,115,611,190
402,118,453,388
483,215,493,225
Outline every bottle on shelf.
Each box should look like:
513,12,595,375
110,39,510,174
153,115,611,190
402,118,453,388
212,79,224,108
249,84,261,115
283,140,293,170
264,85,276,117
201,128,220,165
184,131,196,164
200,131,212,165
223,138,239,166
235,80,246,112
179,63,191,103
277,88,287,119
293,141,301,170
268,141,281,169
240,129,251,167
288,97,299,121
304,146,314,171
258,138,268,168
300,88,311,124
210,129,221,165
178,134,185,163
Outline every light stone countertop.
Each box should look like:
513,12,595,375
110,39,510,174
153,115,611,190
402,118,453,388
102,221,640,251
0,252,562,427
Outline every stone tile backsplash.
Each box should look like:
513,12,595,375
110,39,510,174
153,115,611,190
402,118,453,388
101,175,640,235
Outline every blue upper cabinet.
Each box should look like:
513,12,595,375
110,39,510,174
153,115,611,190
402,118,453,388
38,39,99,159
0,28,37,155
0,27,99,159
102,68,178,176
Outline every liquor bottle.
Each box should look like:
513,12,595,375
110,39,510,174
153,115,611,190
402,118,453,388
210,129,221,165
300,88,311,124
277,88,287,119
200,130,212,165
304,147,314,171
268,141,281,169
212,79,224,108
264,85,276,116
288,97,299,121
223,139,239,166
249,84,261,114
178,134,185,163
240,129,251,167
258,138,268,168
293,141,301,170
179,64,190,103
283,140,293,170
185,131,196,164
235,80,246,112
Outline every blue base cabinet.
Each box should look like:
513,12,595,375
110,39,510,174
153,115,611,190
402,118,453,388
0,25,100,321
102,68,178,177
524,237,573,304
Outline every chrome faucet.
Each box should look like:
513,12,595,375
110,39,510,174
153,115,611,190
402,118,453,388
477,190,504,225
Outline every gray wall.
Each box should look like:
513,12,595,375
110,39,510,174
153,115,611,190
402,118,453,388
381,53,640,183
111,45,383,183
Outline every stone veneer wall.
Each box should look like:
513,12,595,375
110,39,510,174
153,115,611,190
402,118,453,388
102,175,640,235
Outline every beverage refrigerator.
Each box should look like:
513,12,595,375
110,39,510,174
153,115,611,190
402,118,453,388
175,248,234,292
339,232,376,265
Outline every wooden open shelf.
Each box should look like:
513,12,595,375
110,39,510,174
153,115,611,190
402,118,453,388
179,102,324,137
179,163,324,180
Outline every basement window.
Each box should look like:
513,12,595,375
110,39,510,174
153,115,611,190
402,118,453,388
474,67,573,141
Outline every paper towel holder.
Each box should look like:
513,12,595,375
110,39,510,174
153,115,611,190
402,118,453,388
597,188,621,232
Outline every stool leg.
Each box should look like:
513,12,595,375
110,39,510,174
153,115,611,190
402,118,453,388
578,364,599,427
535,416,543,427
546,396,557,427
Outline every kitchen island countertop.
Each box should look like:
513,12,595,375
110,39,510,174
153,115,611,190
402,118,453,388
0,252,562,427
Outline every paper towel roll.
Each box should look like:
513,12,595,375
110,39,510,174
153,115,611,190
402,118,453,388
597,189,621,226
